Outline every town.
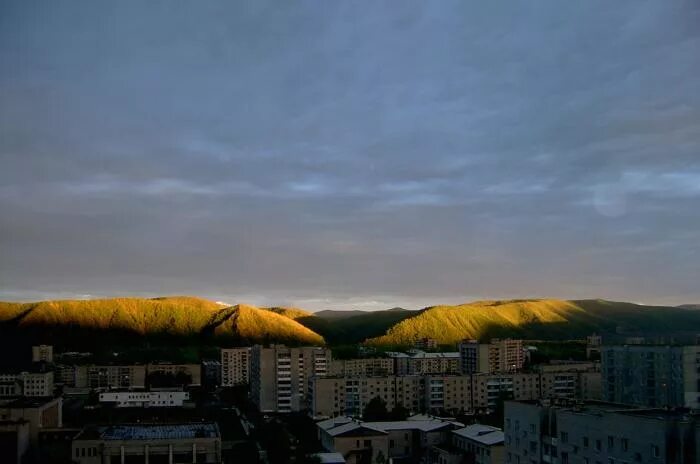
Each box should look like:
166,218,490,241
3,334,700,463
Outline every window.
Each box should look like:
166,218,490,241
596,439,602,451
651,445,660,458
390,440,394,448
561,431,568,443
364,440,371,448
608,436,614,450
621,438,629,451
583,436,589,448
562,452,569,464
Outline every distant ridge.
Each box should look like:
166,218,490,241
365,299,700,346
2,296,699,349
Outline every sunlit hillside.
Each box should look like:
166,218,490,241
0,297,325,347
366,299,700,346
214,304,324,345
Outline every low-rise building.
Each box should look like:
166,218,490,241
317,415,462,464
0,370,54,397
72,423,221,464
430,424,504,464
505,399,700,464
98,390,190,408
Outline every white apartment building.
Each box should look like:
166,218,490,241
98,390,190,408
0,371,54,397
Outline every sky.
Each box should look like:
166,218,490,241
1,1,699,311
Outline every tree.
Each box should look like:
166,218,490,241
362,396,389,421
389,403,410,421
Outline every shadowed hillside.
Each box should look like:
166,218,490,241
271,307,421,345
0,297,324,350
366,299,700,347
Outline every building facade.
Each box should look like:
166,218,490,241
0,371,54,397
72,423,221,464
317,416,461,464
312,370,602,419
98,390,190,408
505,399,699,464
31,345,54,364
602,345,700,408
250,345,331,413
459,339,524,374
0,397,62,446
221,347,251,386
146,363,201,386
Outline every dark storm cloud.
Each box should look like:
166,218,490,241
1,1,699,309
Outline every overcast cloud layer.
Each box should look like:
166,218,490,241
1,1,699,310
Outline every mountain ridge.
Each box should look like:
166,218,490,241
2,296,699,349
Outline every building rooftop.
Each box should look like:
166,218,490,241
318,416,463,436
453,424,504,446
76,423,220,441
313,452,346,464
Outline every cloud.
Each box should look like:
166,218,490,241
1,0,699,309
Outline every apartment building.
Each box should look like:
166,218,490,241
602,344,700,408
312,371,601,418
329,358,395,377
146,363,201,386
311,376,423,419
221,347,250,386
459,339,524,374
31,345,54,363
505,399,699,464
98,390,190,408
0,371,54,397
0,397,62,445
387,351,461,376
83,365,147,390
586,334,602,359
317,415,462,464
201,360,222,388
250,345,331,413
430,424,504,464
415,338,439,351
72,423,221,464
409,352,461,375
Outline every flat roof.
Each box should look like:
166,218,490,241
453,424,504,446
78,423,220,441
319,416,463,436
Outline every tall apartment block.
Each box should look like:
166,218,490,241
221,347,250,387
250,345,331,413
459,339,524,374
505,399,698,464
601,344,700,408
